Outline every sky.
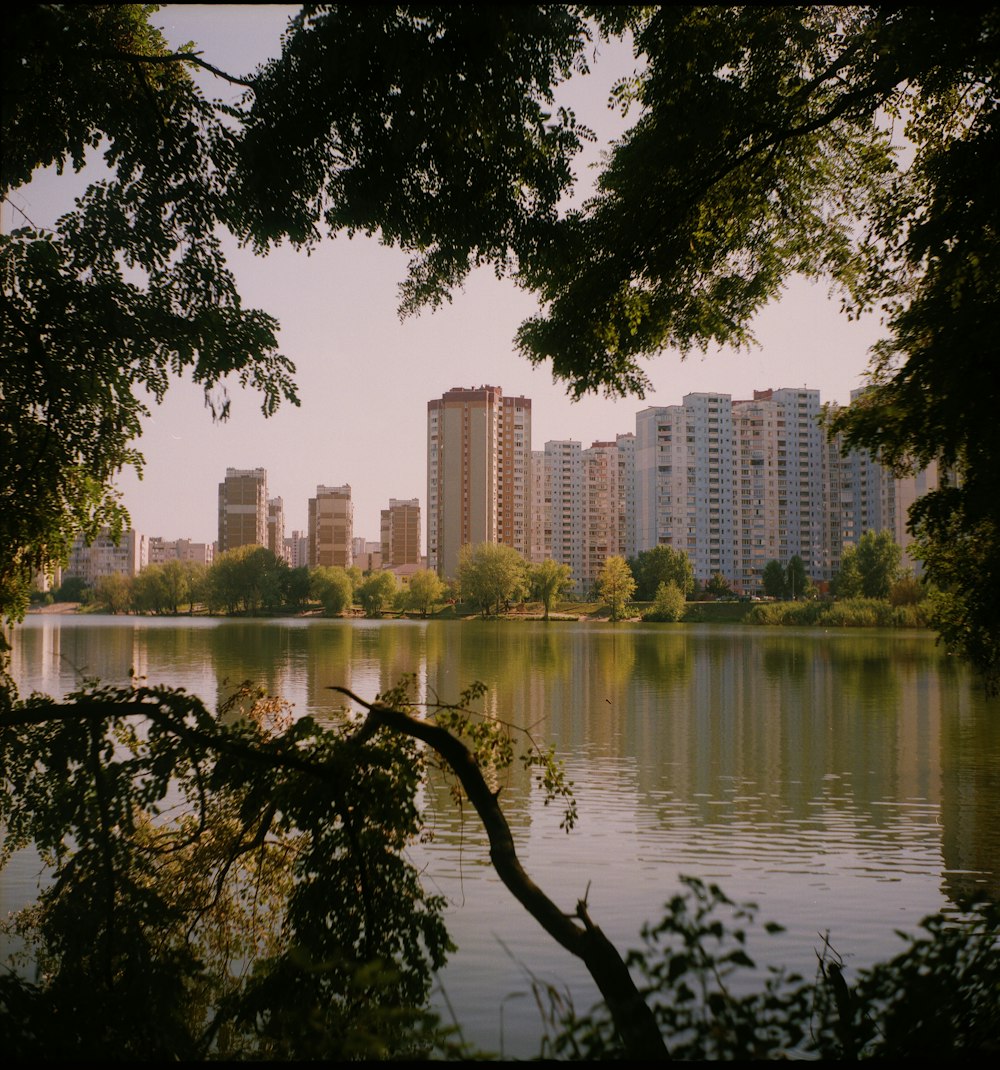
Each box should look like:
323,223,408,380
10,5,888,545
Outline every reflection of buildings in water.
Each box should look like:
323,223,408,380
587,633,963,887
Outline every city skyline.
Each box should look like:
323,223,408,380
9,5,888,544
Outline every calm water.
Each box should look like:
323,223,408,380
5,614,1000,1057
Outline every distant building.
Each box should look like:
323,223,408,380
285,529,310,570
267,497,285,559
147,537,214,566
380,498,421,568
426,385,531,578
65,529,146,585
308,484,353,569
218,467,268,553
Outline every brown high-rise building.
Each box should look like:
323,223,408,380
218,467,268,554
308,484,353,569
426,386,531,578
380,498,421,567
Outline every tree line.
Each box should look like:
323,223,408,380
53,547,450,620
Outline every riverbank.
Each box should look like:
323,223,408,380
29,597,928,627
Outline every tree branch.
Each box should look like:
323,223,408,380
97,49,257,89
332,685,670,1061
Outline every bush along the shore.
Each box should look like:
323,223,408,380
747,598,929,628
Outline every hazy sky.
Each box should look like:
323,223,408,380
12,5,887,544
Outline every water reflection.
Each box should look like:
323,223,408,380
8,615,1000,1055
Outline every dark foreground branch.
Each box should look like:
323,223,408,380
332,686,670,1061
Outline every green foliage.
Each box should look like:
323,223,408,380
597,555,637,621
457,543,528,617
549,878,1000,1060
643,581,687,622
530,558,575,620
705,572,734,599
761,559,787,599
94,572,132,615
206,546,287,615
907,503,1000,693
889,572,924,607
748,597,928,629
356,570,397,619
785,555,808,601
235,6,591,313
0,680,454,1060
837,530,902,600
310,565,354,616
2,4,589,628
403,569,445,618
52,575,90,604
1,6,297,621
629,545,694,601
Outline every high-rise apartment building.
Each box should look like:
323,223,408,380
499,394,532,559
218,467,268,554
308,484,353,569
380,498,421,568
544,440,585,589
426,386,531,578
267,497,285,560
635,394,736,582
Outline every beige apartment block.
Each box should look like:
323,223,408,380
427,386,501,578
218,467,268,553
147,537,214,566
380,498,421,568
427,386,533,578
308,484,354,569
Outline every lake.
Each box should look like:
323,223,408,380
5,614,1000,1057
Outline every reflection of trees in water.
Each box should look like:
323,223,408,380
939,674,1000,904
632,629,692,691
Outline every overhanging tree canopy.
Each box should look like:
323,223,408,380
0,3,590,623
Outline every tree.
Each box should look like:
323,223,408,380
837,530,902,600
457,543,528,617
643,580,686,622
52,575,89,604
629,545,694,602
706,572,734,599
785,556,808,601
310,566,354,616
597,555,636,622
206,545,286,615
510,6,1000,689
404,569,445,619
283,565,312,611
94,572,132,615
762,559,787,600
1,4,590,627
356,570,397,619
529,558,574,620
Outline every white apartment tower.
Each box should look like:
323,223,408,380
218,467,268,553
635,394,736,583
544,440,585,591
